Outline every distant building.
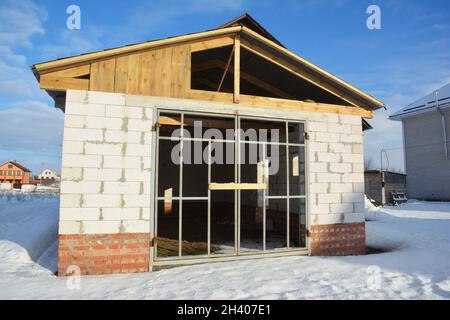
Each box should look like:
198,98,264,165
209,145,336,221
390,84,450,200
0,161,31,189
38,169,60,181
365,170,407,206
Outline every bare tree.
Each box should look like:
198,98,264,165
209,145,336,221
364,157,376,171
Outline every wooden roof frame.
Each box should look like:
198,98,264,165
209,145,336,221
33,19,384,118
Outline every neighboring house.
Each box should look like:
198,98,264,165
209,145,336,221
390,84,450,200
0,161,31,189
32,13,384,276
365,170,407,206
38,169,60,181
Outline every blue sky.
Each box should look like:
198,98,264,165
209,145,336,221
1,0,449,174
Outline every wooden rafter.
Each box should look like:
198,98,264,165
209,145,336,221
217,47,234,92
240,40,364,109
190,36,234,52
192,59,296,100
240,27,383,109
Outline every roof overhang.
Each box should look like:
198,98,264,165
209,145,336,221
390,101,450,121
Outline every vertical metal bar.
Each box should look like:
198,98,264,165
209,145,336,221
436,91,449,160
262,142,266,252
286,122,291,249
207,141,212,256
179,113,184,257
236,115,240,256
154,111,161,260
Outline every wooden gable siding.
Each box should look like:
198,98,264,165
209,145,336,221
88,44,191,98
36,33,375,118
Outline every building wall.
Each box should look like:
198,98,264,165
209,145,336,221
365,172,382,204
403,110,450,200
58,89,366,275
38,170,60,181
0,163,30,187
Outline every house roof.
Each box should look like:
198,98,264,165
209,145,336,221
218,13,285,47
390,83,450,120
32,14,384,111
1,161,31,172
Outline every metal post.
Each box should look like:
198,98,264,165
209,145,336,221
380,149,386,206
436,90,448,160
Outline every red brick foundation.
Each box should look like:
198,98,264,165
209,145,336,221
309,222,366,256
58,233,150,276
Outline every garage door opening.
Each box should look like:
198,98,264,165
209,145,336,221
154,111,307,262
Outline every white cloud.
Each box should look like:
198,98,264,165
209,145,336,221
0,0,47,48
38,26,105,61
0,101,64,174
110,0,244,43
0,0,48,100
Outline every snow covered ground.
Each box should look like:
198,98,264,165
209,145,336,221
0,195,450,300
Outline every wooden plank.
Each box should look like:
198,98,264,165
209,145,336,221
138,51,152,95
189,89,234,104
161,47,173,97
217,47,234,91
90,58,115,92
34,26,242,74
114,55,129,93
241,27,384,109
40,76,89,91
171,45,181,98
234,35,240,104
159,116,183,126
46,65,90,78
180,44,191,98
159,116,234,129
150,49,163,96
126,53,140,95
209,183,267,191
188,89,374,118
191,36,234,52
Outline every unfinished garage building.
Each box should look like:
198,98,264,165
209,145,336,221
33,14,384,276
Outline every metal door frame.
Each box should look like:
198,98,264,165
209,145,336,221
152,110,308,266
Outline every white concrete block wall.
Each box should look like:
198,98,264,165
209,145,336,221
59,90,153,235
307,115,365,226
60,90,366,235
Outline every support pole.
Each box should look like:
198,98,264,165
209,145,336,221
233,35,240,104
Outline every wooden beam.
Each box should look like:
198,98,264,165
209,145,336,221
241,26,384,109
193,59,296,100
217,47,234,92
209,183,267,191
189,89,234,104
34,26,242,74
45,64,90,78
40,75,89,91
190,36,234,52
188,89,374,118
240,40,366,109
234,35,240,104
159,115,235,130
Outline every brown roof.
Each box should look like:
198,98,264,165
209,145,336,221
218,13,285,47
1,161,31,172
